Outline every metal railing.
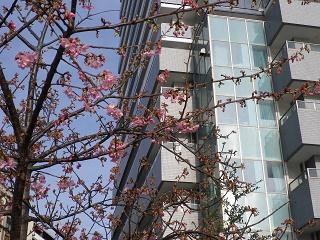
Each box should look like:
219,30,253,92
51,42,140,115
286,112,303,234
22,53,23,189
289,168,320,192
280,100,320,126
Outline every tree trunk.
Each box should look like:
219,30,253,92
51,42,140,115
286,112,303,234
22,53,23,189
10,165,30,240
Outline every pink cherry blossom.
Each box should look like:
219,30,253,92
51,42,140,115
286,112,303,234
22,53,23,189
176,120,199,133
57,177,76,191
84,53,105,69
106,105,123,120
8,21,16,31
60,37,88,58
0,158,17,170
163,89,188,104
15,52,37,69
131,116,146,127
65,11,75,20
143,44,162,57
157,69,170,83
99,70,118,90
31,174,48,200
108,140,127,163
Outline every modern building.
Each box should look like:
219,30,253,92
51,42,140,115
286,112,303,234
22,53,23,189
114,0,320,239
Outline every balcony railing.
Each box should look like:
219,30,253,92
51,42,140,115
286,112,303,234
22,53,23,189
280,100,320,126
289,168,320,192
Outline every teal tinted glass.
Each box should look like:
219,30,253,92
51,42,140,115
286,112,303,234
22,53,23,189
212,41,231,66
258,100,276,127
247,21,266,45
260,129,282,161
251,45,268,68
243,160,265,192
216,96,237,124
234,68,253,97
231,43,250,68
268,195,289,229
210,17,228,41
265,162,286,193
229,19,247,43
240,127,261,159
245,193,270,231
237,100,257,126
214,66,234,96
255,73,272,93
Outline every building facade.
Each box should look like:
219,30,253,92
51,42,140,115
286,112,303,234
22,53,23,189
114,0,320,239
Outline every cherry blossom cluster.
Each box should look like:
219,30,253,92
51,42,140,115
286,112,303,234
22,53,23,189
162,89,188,104
60,37,89,58
57,176,76,191
143,43,162,57
176,120,199,133
106,105,123,120
0,157,17,170
15,51,37,69
108,139,127,163
131,116,155,128
171,21,189,37
30,174,49,200
84,53,106,69
157,69,170,83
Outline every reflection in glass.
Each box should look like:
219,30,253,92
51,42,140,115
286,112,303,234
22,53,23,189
231,43,250,68
256,74,272,93
260,129,282,161
268,194,289,229
246,193,270,231
238,100,257,126
247,21,266,45
212,41,231,66
240,127,261,159
214,67,234,96
265,162,286,193
210,17,228,41
244,160,265,191
229,19,247,43
258,100,276,127
251,45,268,68
217,96,237,124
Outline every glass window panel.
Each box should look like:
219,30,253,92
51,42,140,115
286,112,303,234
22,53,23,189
265,162,286,193
243,160,265,192
229,19,247,43
240,127,261,159
258,100,276,127
214,66,234,96
231,43,250,68
217,96,237,124
210,17,228,41
251,45,268,68
268,194,289,229
212,41,231,66
238,100,257,126
218,125,239,157
255,73,272,93
245,193,270,231
234,68,254,97
247,21,266,45
260,129,282,161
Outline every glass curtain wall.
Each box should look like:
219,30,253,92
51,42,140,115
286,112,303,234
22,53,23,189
208,15,289,235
